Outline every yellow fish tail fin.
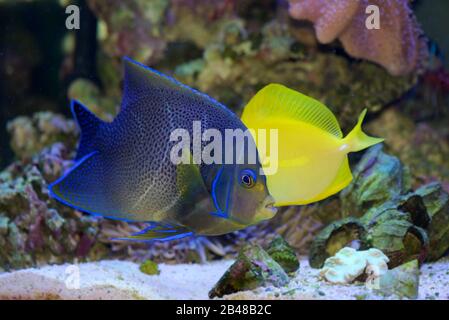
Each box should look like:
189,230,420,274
345,109,384,152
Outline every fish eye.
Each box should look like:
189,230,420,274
240,169,257,188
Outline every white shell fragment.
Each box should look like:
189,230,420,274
319,247,389,285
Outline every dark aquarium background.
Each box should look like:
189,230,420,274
0,0,449,300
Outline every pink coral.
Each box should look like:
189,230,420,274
288,0,427,76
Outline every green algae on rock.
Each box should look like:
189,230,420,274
309,144,444,269
415,183,449,261
265,236,299,274
309,217,368,269
376,260,420,299
360,182,449,265
309,184,448,269
361,197,429,268
209,245,289,298
340,144,412,218
139,259,160,276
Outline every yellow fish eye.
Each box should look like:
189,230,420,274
240,169,256,188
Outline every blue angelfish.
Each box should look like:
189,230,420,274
49,57,277,241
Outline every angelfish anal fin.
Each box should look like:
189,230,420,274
111,222,194,242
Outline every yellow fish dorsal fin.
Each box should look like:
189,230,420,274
241,83,343,138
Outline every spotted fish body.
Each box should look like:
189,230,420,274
49,57,276,241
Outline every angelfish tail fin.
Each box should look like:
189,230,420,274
49,151,110,215
48,151,137,221
344,109,384,152
71,100,105,161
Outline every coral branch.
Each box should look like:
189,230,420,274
288,0,428,76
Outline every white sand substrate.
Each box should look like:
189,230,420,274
0,258,448,300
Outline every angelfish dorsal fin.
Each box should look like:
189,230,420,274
242,84,343,138
71,100,104,160
121,57,235,117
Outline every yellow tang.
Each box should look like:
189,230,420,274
241,84,384,206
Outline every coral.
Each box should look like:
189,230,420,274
86,0,415,135
7,112,78,160
0,142,110,271
319,247,389,285
165,0,238,48
139,259,160,275
265,236,300,274
366,108,449,189
288,0,428,76
376,259,419,299
67,79,117,120
175,18,415,130
209,245,289,298
87,0,238,74
87,0,169,64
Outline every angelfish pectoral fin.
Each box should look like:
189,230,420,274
111,222,194,242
